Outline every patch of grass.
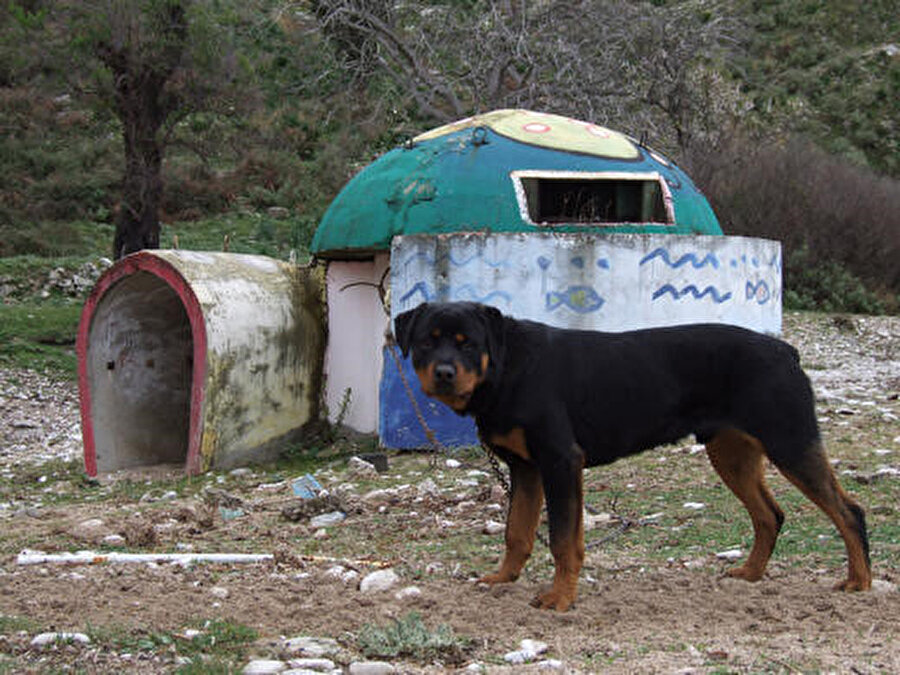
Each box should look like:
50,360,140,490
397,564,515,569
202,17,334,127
88,619,257,667
160,213,313,261
0,301,81,376
357,611,470,664
0,614,40,633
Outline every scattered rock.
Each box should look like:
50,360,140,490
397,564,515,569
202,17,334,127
31,632,91,647
394,585,422,600
242,659,287,674
359,568,399,593
872,579,897,594
310,511,346,528
482,520,504,535
287,657,336,672
283,636,340,658
417,478,440,497
584,511,613,530
348,456,378,478
210,586,229,599
349,662,395,675
716,549,743,561
504,638,549,664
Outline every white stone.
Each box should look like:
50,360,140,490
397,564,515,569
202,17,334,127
683,502,706,510
242,660,287,674
348,456,378,478
417,478,440,496
872,579,897,594
482,520,505,535
210,586,229,599
584,511,613,530
102,534,126,545
537,660,565,671
310,511,346,528
360,568,399,593
445,459,461,468
349,662,395,675
504,650,530,665
284,636,340,658
31,632,91,647
286,657,336,672
394,585,422,600
716,549,743,561
519,639,549,656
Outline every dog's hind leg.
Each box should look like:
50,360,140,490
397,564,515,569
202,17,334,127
479,456,543,585
774,442,871,591
706,428,785,582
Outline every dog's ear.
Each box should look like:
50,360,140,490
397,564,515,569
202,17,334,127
394,304,426,357
478,304,506,376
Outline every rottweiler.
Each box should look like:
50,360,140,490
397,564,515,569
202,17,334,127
394,301,871,611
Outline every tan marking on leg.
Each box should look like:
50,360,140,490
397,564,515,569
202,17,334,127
533,460,585,611
480,461,543,585
706,428,784,582
777,444,872,591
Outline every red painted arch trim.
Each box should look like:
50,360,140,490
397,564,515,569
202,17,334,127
77,251,208,476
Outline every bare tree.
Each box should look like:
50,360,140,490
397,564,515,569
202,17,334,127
307,0,746,157
84,0,236,258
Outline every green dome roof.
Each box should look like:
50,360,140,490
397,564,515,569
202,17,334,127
312,109,721,258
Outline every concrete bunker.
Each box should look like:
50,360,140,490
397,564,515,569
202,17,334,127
309,109,782,449
78,250,325,476
83,269,194,472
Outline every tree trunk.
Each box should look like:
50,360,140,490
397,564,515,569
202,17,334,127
96,1,187,259
114,112,164,258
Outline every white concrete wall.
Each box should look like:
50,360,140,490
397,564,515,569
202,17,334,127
324,254,391,432
391,232,782,334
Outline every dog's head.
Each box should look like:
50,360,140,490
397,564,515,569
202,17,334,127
394,302,505,412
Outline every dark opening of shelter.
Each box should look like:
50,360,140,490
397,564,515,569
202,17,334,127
519,175,671,225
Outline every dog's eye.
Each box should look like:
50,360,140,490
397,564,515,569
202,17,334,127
455,333,467,345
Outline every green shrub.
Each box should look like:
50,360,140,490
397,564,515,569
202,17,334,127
357,612,470,664
783,247,887,314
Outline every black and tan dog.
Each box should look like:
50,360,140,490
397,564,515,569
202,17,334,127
394,301,872,611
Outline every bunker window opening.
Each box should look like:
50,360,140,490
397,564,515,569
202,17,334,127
512,171,674,226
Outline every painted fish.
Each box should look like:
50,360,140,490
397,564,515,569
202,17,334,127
545,285,605,313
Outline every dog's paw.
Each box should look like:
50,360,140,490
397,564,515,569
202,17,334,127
530,587,575,611
478,571,518,586
726,565,764,582
834,577,871,592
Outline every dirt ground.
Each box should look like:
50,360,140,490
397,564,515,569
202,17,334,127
1,311,899,673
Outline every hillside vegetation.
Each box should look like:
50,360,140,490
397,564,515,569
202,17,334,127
1,0,898,314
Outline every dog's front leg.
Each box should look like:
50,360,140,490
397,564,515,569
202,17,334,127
533,445,585,611
480,456,543,585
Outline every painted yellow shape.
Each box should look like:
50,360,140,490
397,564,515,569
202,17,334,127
414,109,639,160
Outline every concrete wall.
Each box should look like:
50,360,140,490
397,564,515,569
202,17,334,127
391,232,781,333
79,250,326,475
323,254,391,432
381,232,782,448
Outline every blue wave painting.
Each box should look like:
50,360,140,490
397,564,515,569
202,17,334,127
546,286,605,313
399,281,512,307
640,248,720,269
652,284,732,303
401,251,509,270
